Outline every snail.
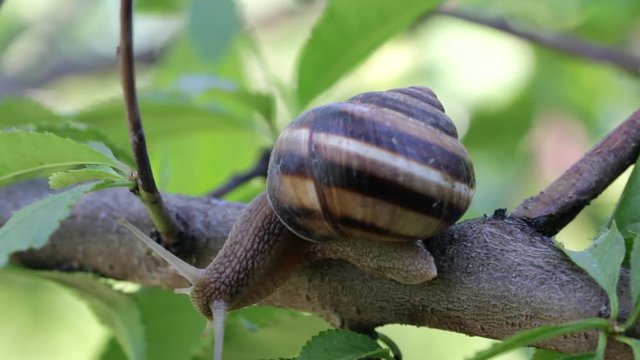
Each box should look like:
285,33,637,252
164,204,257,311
118,86,475,360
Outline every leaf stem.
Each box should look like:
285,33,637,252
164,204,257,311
623,302,640,331
595,331,607,360
375,331,403,360
119,0,180,244
468,318,610,360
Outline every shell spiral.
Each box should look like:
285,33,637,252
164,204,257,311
267,86,475,243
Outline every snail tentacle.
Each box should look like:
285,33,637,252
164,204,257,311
211,300,227,360
118,218,204,285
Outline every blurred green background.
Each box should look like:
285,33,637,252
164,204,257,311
0,0,639,359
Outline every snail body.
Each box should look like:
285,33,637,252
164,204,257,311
119,86,475,360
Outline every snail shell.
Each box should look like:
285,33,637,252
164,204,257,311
267,86,475,243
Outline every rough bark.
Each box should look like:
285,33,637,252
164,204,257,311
513,109,640,235
1,180,636,359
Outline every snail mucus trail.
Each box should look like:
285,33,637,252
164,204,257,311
119,86,475,360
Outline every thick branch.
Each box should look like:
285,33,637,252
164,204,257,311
437,7,640,75
513,109,640,235
1,181,635,359
119,0,179,244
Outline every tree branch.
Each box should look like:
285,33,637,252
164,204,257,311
1,100,638,359
0,46,165,99
513,109,640,235
436,7,640,75
119,0,179,244
3,109,639,358
209,149,271,198
1,180,635,359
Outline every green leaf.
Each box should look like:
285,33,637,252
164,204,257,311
296,0,441,107
0,268,113,359
136,0,185,13
298,329,392,360
200,87,275,134
189,306,329,360
561,224,626,319
375,331,402,359
530,349,596,360
154,35,246,88
610,155,640,261
100,338,129,359
468,318,609,360
0,98,63,128
0,182,97,266
632,234,640,307
624,233,640,330
49,166,130,190
28,122,135,167
0,131,120,187
557,355,597,360
34,272,145,360
73,97,253,150
630,234,640,306
173,74,275,133
615,336,640,358
0,100,131,165
151,130,263,197
188,0,239,62
133,287,209,360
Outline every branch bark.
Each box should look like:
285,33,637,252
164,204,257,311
1,180,636,359
513,109,640,235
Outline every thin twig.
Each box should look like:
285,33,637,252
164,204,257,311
0,46,164,99
512,109,640,236
436,7,640,75
119,0,179,244
210,149,272,198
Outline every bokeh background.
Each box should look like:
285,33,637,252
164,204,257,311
1,0,639,359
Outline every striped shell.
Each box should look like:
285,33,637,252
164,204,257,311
266,86,475,243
